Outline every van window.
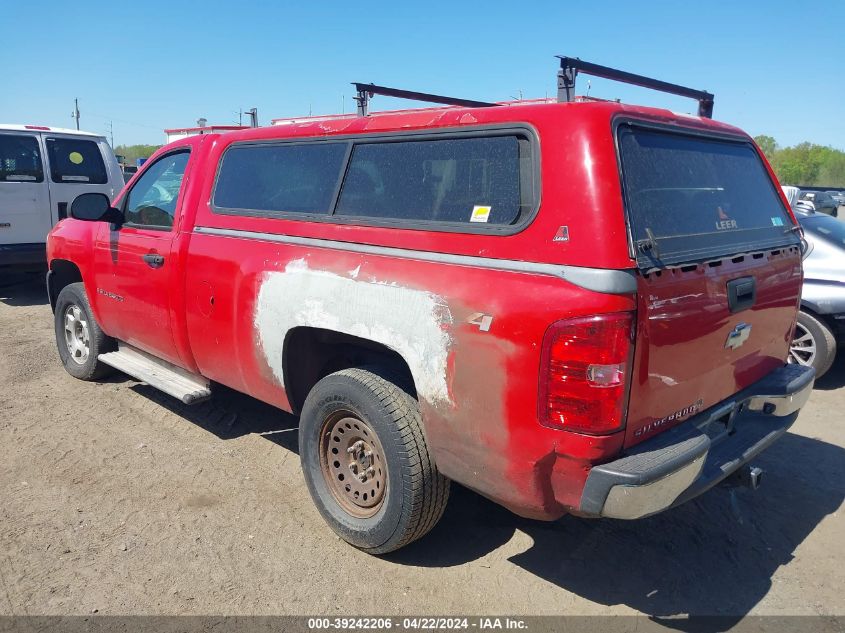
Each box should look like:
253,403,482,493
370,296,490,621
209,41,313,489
335,136,527,225
214,143,348,214
46,138,108,184
618,126,797,265
0,135,44,182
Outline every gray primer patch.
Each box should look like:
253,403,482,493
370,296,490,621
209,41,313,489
255,259,454,406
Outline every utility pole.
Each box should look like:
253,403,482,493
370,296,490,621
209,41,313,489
107,120,114,148
72,98,80,130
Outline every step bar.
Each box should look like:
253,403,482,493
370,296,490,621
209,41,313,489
99,344,211,405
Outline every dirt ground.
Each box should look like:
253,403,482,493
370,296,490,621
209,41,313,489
0,271,843,620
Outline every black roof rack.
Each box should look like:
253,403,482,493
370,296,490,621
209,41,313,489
556,56,715,118
352,57,715,118
352,83,498,117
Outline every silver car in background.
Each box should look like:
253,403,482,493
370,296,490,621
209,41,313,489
791,209,845,377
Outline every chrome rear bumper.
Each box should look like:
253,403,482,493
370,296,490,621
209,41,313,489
579,363,815,520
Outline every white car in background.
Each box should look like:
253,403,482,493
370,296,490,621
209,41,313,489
0,125,123,267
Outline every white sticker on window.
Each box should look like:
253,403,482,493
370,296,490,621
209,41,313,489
61,175,90,182
470,205,491,223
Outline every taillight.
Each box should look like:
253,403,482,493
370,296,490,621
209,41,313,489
538,312,635,435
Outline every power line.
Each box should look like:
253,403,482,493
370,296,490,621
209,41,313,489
84,112,163,131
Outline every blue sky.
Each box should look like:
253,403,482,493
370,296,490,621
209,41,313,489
2,0,843,149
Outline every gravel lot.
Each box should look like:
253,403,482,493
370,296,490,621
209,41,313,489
0,272,843,621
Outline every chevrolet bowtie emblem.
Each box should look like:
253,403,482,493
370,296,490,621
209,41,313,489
725,322,752,350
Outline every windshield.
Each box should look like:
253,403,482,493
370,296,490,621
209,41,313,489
618,125,797,266
800,214,845,249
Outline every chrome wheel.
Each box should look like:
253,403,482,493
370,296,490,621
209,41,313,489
319,411,387,519
63,304,90,365
788,322,816,367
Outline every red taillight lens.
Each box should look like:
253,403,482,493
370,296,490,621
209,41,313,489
538,312,635,435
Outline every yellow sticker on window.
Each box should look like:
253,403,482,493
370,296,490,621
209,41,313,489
69,151,84,165
470,205,491,223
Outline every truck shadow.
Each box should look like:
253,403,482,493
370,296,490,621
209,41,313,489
128,381,843,622
0,271,48,307
815,355,845,391
389,432,844,622
129,382,300,452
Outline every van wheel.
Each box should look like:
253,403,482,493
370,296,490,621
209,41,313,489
54,283,115,381
299,367,450,554
789,310,836,379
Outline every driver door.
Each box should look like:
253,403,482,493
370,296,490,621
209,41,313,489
91,149,191,366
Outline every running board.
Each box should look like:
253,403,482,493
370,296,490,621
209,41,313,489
98,344,211,405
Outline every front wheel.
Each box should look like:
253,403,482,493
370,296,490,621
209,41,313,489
299,367,450,554
54,283,115,380
789,310,837,379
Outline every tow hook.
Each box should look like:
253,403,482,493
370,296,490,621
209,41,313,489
726,465,764,490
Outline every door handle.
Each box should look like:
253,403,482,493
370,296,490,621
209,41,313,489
142,253,165,268
726,276,756,314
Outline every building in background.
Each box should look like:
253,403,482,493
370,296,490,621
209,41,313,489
165,111,259,144
164,124,249,144
271,113,356,127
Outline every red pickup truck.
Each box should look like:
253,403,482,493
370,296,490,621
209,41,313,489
46,59,814,554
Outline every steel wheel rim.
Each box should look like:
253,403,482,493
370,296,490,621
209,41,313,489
788,322,816,367
63,304,90,365
319,411,387,518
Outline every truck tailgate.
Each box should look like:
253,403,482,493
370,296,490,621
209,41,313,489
625,246,802,447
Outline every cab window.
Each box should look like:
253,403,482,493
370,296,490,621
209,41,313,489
124,151,190,229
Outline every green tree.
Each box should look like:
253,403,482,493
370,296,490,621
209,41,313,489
114,144,162,165
753,135,778,161
753,137,845,187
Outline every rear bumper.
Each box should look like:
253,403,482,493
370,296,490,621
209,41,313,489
0,243,46,267
578,363,815,519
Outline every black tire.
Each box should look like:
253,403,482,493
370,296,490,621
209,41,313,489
790,310,837,379
54,282,115,381
299,367,450,554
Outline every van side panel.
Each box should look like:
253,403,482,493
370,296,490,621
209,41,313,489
0,131,51,249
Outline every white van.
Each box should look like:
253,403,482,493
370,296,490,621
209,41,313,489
0,125,123,267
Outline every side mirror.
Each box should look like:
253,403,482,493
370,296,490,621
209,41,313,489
70,193,123,225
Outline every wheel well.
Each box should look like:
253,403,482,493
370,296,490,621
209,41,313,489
800,304,836,331
283,327,416,414
47,260,83,311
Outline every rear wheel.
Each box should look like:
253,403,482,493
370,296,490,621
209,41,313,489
789,310,836,379
299,367,450,554
54,283,115,380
